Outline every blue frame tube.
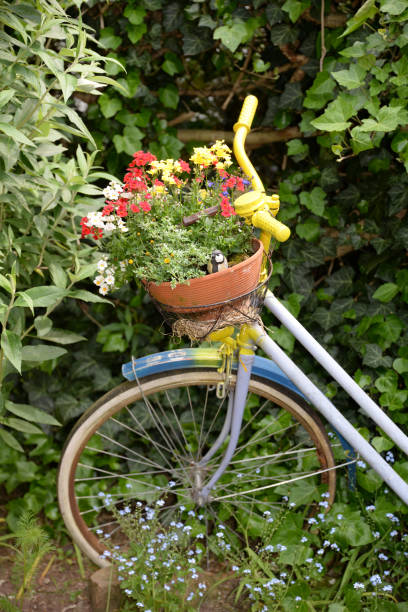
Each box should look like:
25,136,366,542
248,321,408,505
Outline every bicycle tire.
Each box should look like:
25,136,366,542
58,368,336,567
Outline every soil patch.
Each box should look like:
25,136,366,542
0,544,94,612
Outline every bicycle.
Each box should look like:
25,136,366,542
57,96,408,568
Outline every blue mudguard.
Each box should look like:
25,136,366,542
122,347,304,397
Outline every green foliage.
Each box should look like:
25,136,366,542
0,0,123,451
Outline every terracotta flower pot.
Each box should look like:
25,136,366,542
146,238,264,314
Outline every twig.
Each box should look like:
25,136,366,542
222,48,253,111
167,111,196,127
176,126,302,147
38,554,56,585
320,0,327,72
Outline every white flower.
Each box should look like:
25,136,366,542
354,582,365,590
94,275,105,286
99,284,109,296
103,181,123,201
97,259,109,272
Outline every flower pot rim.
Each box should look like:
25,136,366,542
146,237,263,291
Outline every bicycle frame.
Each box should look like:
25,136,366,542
225,292,408,506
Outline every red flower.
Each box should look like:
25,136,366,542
178,159,191,173
220,196,236,218
236,177,245,191
116,202,128,217
140,201,151,212
130,203,140,213
225,176,236,189
154,179,165,187
102,204,114,216
129,151,157,167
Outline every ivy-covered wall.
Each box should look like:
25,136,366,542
81,0,408,426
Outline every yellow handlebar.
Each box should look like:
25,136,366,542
233,95,264,193
234,94,258,131
233,95,291,253
252,209,291,243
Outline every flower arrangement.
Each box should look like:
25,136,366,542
80,141,253,294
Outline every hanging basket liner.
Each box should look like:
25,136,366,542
146,238,264,314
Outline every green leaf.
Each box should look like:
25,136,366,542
40,329,86,345
270,23,299,45
372,436,394,452
98,94,123,119
15,286,67,308
213,23,247,53
0,274,12,293
124,4,146,24
162,53,183,76
127,22,147,44
158,84,179,110
299,187,326,216
34,316,53,337
341,0,378,37
49,263,68,289
362,344,385,368
331,64,367,90
0,428,23,452
68,289,112,304
21,345,67,362
1,330,22,373
5,417,42,434
375,370,398,393
372,283,399,303
380,0,407,15
113,126,144,156
0,122,34,146
359,105,407,132
393,357,408,374
100,332,127,352
0,89,15,109
56,73,77,103
303,71,336,110
327,266,355,296
296,219,320,242
311,96,355,132
287,139,309,158
5,401,60,426
282,0,311,23
99,27,122,50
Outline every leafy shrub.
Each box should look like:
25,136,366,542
0,0,128,451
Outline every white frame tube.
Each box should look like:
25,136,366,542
248,321,408,505
264,291,408,456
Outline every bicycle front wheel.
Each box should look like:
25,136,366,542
58,367,336,566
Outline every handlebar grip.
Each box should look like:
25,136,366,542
252,209,291,243
234,95,258,132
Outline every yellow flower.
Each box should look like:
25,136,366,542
128,259,134,264
164,257,170,264
199,189,207,200
190,146,216,167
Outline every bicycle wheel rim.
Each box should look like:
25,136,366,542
58,369,336,567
